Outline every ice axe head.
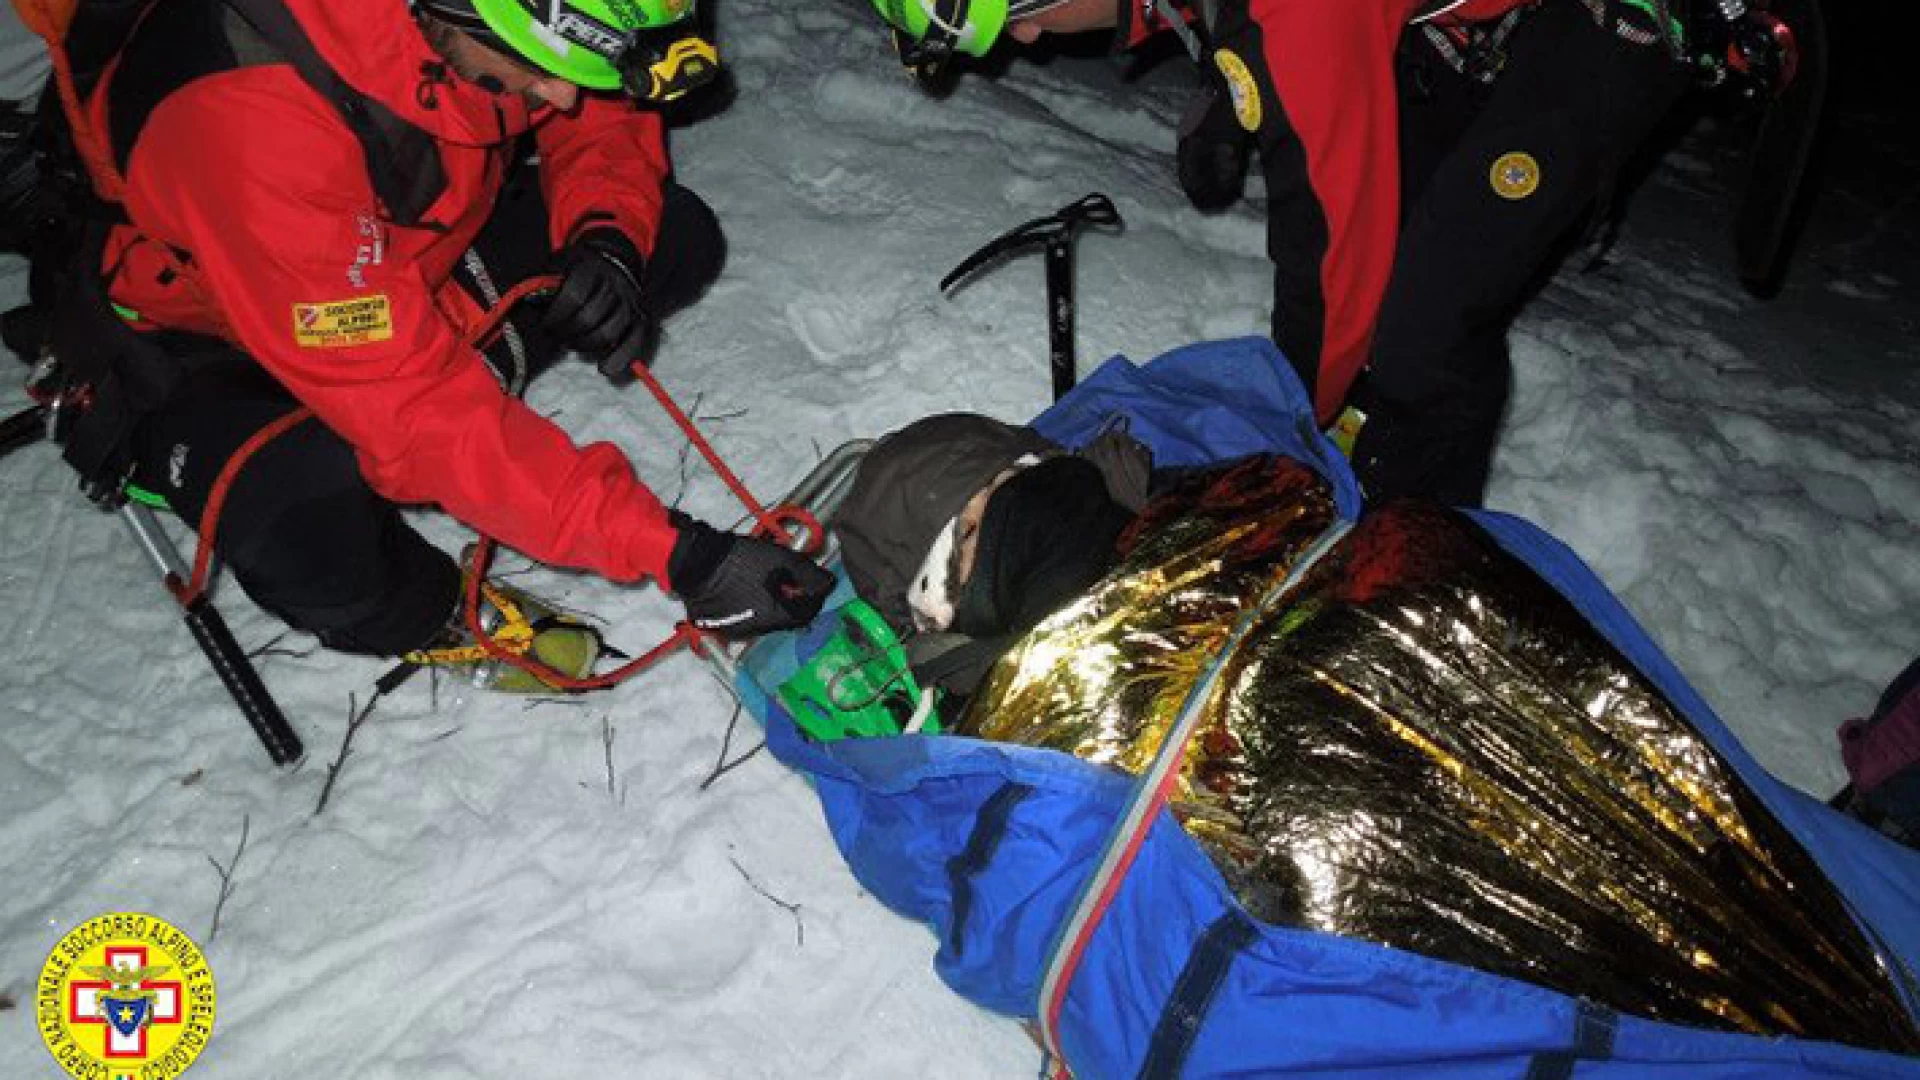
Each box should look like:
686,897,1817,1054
940,193,1122,293
939,193,1124,402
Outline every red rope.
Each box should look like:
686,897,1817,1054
455,534,699,691
175,271,819,690
45,44,125,205
471,275,557,349
630,362,786,540
451,278,826,690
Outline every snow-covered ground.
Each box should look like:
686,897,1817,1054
2,1,1915,1076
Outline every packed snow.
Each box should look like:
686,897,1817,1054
1,1,1914,1076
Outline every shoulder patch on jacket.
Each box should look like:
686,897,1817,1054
1489,151,1541,200
1213,49,1263,133
292,294,394,347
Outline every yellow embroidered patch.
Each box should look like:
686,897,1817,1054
37,911,218,1080
292,294,393,348
1489,151,1541,200
1214,49,1263,133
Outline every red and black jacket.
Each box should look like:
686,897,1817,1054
1125,0,1533,422
94,0,683,586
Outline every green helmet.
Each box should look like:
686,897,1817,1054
420,0,718,102
868,0,1007,61
868,0,1067,64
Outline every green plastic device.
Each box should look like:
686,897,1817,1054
777,600,941,742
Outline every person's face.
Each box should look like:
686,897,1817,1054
1004,0,1120,45
419,15,582,112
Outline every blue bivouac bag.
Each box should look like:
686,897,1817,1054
733,337,1920,1079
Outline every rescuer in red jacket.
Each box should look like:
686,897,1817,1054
870,0,1691,508
72,0,830,671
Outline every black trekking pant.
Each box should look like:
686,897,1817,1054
129,180,724,656
1348,0,1689,508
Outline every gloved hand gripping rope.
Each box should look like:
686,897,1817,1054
184,273,834,696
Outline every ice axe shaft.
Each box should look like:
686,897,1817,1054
1043,237,1074,403
942,193,1123,402
120,501,304,766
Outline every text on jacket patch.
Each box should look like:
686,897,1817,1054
349,214,387,289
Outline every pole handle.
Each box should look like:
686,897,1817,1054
0,404,48,459
120,503,303,766
180,592,305,766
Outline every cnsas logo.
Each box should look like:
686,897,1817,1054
37,912,217,1080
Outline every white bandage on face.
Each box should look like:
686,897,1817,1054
909,515,965,633
906,453,1045,633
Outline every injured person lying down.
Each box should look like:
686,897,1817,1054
828,414,1920,1056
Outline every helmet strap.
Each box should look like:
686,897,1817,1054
907,0,971,64
416,4,522,68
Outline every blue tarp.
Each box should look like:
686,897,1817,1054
735,337,1920,1078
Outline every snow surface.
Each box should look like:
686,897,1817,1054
1,1,1915,1076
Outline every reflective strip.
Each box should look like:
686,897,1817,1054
1006,0,1074,18
1410,0,1472,25
1035,519,1353,1068
462,247,528,395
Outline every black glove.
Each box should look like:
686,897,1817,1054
1175,83,1252,213
544,227,658,381
666,512,836,639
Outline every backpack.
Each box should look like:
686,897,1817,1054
5,0,173,502
1835,655,1920,848
5,0,447,503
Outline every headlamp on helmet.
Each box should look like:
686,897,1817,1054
426,0,720,105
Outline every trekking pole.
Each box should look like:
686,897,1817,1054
0,402,47,459
942,193,1123,402
120,500,304,766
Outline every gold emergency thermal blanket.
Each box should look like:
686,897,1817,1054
964,457,1919,1054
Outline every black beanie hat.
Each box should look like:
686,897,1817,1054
951,456,1132,639
832,414,1057,631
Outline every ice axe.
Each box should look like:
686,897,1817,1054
941,193,1124,402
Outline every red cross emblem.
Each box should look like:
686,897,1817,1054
67,946,183,1060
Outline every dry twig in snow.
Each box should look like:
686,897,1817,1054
313,691,382,817
206,814,251,943
699,703,764,791
730,855,804,947
601,714,626,805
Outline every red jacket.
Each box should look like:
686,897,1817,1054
1134,0,1532,422
97,0,681,586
